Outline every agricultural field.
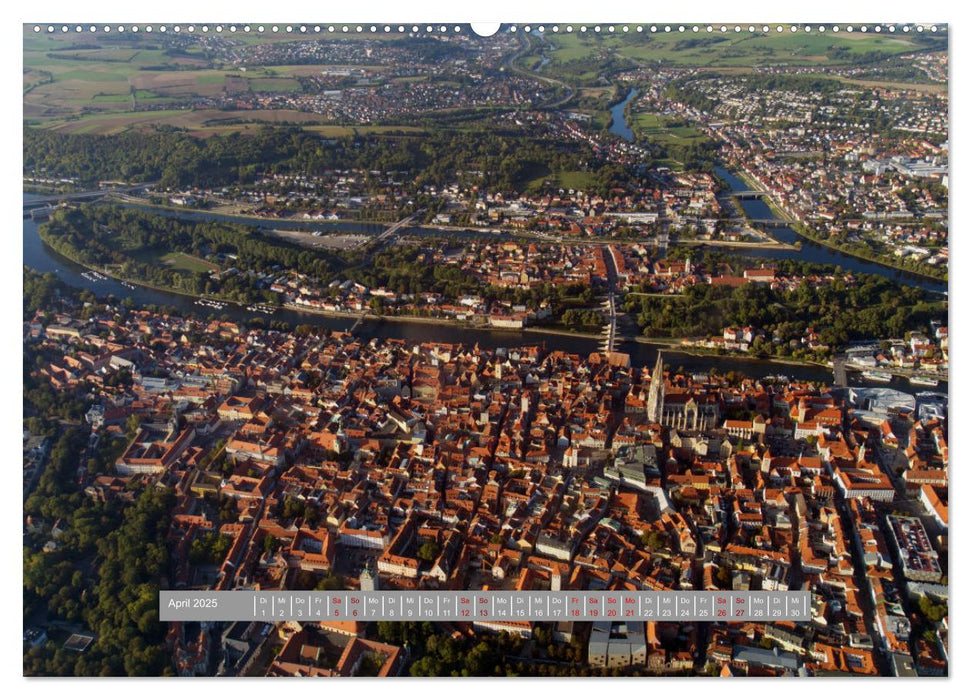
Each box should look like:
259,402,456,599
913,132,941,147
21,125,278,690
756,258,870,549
25,30,347,127
37,108,328,136
542,26,945,72
24,32,220,122
618,31,933,66
390,75,430,84
24,27,403,134
34,108,430,138
25,68,309,119
225,30,405,46
810,73,948,95
244,77,303,93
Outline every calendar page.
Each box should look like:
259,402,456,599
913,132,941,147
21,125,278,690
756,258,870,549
20,5,949,684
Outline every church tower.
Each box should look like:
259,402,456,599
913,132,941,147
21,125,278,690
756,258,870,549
647,353,665,423
360,564,378,592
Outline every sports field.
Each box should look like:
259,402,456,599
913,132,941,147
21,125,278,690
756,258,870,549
160,252,220,274
527,169,598,192
631,113,709,149
129,247,220,274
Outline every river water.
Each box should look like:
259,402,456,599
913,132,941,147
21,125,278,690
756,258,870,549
23,124,946,392
530,29,552,72
608,88,637,142
26,210,949,391
712,168,947,295
96,187,943,296
24,210,847,384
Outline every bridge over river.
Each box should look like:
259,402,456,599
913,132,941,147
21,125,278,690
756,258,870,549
22,182,157,212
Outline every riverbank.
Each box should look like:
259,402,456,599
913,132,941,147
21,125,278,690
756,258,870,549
789,221,947,286
632,336,683,347
33,217,699,348
114,195,524,241
845,363,948,384
285,302,615,341
36,225,257,309
631,335,833,370
32,236,510,334
606,86,636,140
24,239,626,345
284,303,491,330
674,236,799,251
251,297,843,372
24,210,943,393
29,221,873,376
114,189,807,256
731,166,948,285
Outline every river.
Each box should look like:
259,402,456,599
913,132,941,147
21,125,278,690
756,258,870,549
530,29,552,72
23,141,946,391
712,168,947,295
25,210,950,392
608,88,637,142
105,202,517,244
603,92,946,295
25,210,856,385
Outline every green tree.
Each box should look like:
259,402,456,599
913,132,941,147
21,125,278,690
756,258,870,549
417,541,441,563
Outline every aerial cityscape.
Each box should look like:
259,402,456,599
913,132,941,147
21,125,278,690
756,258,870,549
22,22,948,678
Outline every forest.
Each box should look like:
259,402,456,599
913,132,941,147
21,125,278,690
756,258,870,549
23,274,178,675
39,204,339,303
24,481,177,676
24,124,600,194
623,268,945,359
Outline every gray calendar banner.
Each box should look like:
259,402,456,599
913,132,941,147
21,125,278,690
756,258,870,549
160,590,811,622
